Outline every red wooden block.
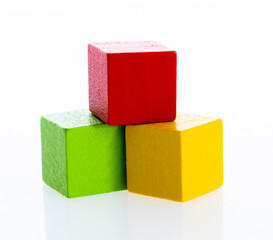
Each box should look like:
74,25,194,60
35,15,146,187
88,41,177,125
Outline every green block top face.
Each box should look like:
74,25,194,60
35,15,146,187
42,109,104,129
41,109,127,198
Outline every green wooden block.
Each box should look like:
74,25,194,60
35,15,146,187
40,109,127,198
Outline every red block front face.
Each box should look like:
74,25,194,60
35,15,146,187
108,51,176,125
88,41,177,125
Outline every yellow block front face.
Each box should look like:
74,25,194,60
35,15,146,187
126,114,223,202
126,125,182,201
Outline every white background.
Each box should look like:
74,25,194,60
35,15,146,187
1,0,273,239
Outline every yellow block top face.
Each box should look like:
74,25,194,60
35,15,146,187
126,114,223,202
137,114,218,131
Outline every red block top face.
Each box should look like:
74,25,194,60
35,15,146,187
91,41,170,53
88,41,177,125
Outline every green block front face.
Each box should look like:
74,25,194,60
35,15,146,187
41,109,127,198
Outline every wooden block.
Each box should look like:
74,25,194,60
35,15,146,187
88,41,177,125
40,109,127,198
126,114,223,202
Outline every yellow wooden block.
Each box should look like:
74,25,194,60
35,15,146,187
126,114,223,202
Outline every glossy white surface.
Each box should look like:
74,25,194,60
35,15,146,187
1,0,273,239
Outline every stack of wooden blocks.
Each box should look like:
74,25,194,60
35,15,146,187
41,41,223,202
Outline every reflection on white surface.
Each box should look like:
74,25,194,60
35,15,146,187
43,185,223,240
43,185,128,240
128,189,223,240
182,189,223,240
